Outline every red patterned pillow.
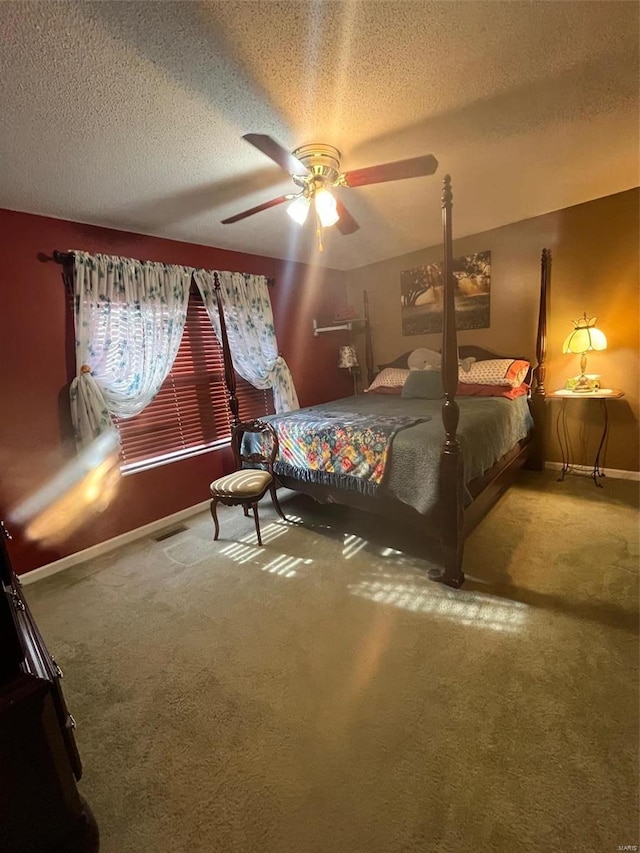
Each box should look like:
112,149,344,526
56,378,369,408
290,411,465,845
457,382,529,399
504,360,530,386
458,359,530,388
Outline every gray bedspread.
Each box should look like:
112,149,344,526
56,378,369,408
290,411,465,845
263,394,533,516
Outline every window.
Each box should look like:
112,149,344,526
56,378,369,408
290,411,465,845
114,286,275,472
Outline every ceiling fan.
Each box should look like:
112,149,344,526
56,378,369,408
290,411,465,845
221,134,439,239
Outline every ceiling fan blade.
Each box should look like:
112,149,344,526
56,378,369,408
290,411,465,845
243,134,309,177
335,198,360,235
341,154,438,188
221,194,295,224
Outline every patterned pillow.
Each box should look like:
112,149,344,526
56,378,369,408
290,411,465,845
458,356,477,373
365,367,411,392
457,381,529,399
367,385,402,395
458,359,530,388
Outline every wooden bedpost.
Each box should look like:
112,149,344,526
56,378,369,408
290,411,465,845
430,175,465,589
527,248,550,470
363,289,375,386
213,271,240,427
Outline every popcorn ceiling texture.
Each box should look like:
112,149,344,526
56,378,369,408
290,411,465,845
0,1,638,270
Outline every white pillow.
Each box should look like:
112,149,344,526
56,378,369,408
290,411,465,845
408,347,441,370
458,358,530,388
365,367,410,391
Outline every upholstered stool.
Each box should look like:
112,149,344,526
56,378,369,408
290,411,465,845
209,420,286,546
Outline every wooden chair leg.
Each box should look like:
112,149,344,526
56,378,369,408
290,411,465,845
210,499,220,541
252,503,262,546
243,505,249,517
269,483,287,522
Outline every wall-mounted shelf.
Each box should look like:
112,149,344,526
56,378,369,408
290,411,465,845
312,317,365,337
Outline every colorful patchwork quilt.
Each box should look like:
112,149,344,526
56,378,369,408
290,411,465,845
263,409,429,496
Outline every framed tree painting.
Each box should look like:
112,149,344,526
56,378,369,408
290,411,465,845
401,251,491,336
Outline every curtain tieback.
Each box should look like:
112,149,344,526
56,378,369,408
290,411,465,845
80,364,92,375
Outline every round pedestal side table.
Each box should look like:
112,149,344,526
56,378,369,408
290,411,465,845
552,389,625,487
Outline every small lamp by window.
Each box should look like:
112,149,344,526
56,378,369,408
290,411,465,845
338,345,360,395
562,313,607,392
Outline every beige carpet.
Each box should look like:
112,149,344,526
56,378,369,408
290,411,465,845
26,470,639,853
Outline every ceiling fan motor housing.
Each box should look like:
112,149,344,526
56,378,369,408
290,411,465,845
292,144,342,189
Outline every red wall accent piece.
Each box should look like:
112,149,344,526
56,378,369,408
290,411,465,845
0,209,351,573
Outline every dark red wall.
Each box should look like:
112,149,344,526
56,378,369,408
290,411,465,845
0,209,351,573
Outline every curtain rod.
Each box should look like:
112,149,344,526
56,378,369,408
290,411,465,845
39,250,276,286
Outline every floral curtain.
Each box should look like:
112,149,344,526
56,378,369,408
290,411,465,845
193,270,299,413
69,252,192,447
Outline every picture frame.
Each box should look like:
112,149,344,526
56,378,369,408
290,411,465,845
401,250,491,336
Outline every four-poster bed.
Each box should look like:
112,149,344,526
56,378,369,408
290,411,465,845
218,175,549,589
45,174,549,589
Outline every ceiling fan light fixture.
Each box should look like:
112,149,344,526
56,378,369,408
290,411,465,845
225,133,437,237
315,187,339,228
287,195,310,225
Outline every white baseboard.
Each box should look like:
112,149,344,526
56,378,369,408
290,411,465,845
544,461,640,481
21,500,211,585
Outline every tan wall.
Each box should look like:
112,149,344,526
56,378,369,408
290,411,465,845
347,188,639,473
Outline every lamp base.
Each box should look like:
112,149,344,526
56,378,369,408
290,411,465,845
351,368,359,396
565,374,601,393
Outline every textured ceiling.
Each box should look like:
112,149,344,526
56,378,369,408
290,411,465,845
0,1,638,270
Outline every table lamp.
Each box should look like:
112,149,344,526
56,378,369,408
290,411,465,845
562,313,607,392
338,345,360,395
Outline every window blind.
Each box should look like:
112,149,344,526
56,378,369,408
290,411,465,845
114,288,275,472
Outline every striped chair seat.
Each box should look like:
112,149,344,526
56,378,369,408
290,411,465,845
210,470,272,498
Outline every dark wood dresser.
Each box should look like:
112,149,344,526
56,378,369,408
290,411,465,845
0,522,99,852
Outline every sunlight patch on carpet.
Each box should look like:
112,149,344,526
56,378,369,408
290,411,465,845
219,541,264,564
218,519,312,578
342,534,369,560
218,542,311,578
261,554,313,578
350,580,528,633
380,546,404,557
242,520,290,545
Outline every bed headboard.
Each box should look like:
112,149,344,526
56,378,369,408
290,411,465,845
378,346,533,384
379,346,529,369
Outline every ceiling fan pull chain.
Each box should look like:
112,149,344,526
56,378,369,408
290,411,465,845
316,217,324,253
